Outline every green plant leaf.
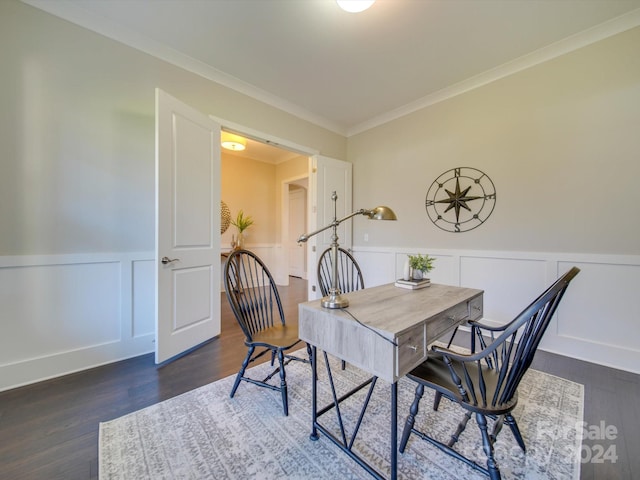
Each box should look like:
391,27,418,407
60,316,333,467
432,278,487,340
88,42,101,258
231,210,254,232
407,253,435,272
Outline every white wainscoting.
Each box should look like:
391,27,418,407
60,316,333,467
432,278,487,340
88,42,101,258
0,245,284,392
0,252,155,392
352,246,640,375
2,246,637,392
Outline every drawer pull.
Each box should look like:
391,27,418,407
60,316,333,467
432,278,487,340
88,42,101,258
408,345,417,352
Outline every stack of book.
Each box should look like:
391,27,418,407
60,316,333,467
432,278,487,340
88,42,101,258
394,277,431,290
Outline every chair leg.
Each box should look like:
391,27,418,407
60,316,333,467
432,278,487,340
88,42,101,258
447,410,472,448
399,383,424,453
433,391,443,411
231,346,254,398
476,413,501,480
277,349,289,416
504,414,526,452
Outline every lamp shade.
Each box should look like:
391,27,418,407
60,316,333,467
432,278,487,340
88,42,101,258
366,206,397,221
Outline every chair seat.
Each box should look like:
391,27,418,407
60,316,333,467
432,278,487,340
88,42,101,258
248,324,301,350
407,352,518,416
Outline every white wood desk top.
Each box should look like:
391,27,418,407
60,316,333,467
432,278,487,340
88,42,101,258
298,283,483,382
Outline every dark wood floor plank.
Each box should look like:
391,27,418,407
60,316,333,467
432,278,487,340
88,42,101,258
612,375,640,479
527,348,638,480
0,277,637,480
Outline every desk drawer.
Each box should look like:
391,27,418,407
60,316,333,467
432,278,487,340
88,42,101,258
427,301,472,342
396,324,425,377
469,295,483,321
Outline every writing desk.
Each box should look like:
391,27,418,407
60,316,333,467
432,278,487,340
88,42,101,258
298,283,483,479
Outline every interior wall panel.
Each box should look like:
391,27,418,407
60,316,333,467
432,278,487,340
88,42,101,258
0,252,154,392
459,256,548,326
0,261,121,364
555,261,640,351
132,259,154,338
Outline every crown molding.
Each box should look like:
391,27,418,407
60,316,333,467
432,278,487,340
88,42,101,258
21,0,347,136
348,8,640,136
21,1,640,138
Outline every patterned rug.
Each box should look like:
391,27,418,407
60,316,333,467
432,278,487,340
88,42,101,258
99,349,583,479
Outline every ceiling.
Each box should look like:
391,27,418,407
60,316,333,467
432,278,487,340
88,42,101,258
26,0,640,140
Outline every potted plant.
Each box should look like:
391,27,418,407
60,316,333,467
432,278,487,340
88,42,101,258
407,253,435,280
231,210,254,249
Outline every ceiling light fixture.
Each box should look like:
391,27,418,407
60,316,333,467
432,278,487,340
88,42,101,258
336,0,375,13
221,132,247,151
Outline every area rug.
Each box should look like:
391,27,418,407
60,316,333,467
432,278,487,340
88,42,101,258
99,350,583,479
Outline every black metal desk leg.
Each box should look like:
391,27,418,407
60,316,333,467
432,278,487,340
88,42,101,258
391,382,398,480
310,346,319,441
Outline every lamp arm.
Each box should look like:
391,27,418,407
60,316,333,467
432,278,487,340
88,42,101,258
297,209,367,243
297,222,334,243
336,208,368,224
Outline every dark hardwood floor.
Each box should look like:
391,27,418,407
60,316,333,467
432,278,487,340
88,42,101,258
0,277,638,479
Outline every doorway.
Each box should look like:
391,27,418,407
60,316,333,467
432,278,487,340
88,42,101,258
286,179,308,279
219,128,312,287
215,119,352,301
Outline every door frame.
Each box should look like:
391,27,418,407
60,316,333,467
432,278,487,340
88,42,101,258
209,115,318,159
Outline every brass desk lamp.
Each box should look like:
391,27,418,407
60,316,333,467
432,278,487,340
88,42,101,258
298,191,396,308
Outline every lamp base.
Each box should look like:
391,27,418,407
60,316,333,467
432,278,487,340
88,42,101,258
321,293,349,309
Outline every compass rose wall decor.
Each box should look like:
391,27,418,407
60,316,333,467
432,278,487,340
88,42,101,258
425,167,496,233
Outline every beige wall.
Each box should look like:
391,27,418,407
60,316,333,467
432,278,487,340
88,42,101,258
349,26,640,255
0,1,345,256
6,0,635,258
221,154,277,248
221,153,308,249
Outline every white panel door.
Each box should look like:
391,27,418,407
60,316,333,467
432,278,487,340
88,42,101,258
155,89,221,364
306,155,353,300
